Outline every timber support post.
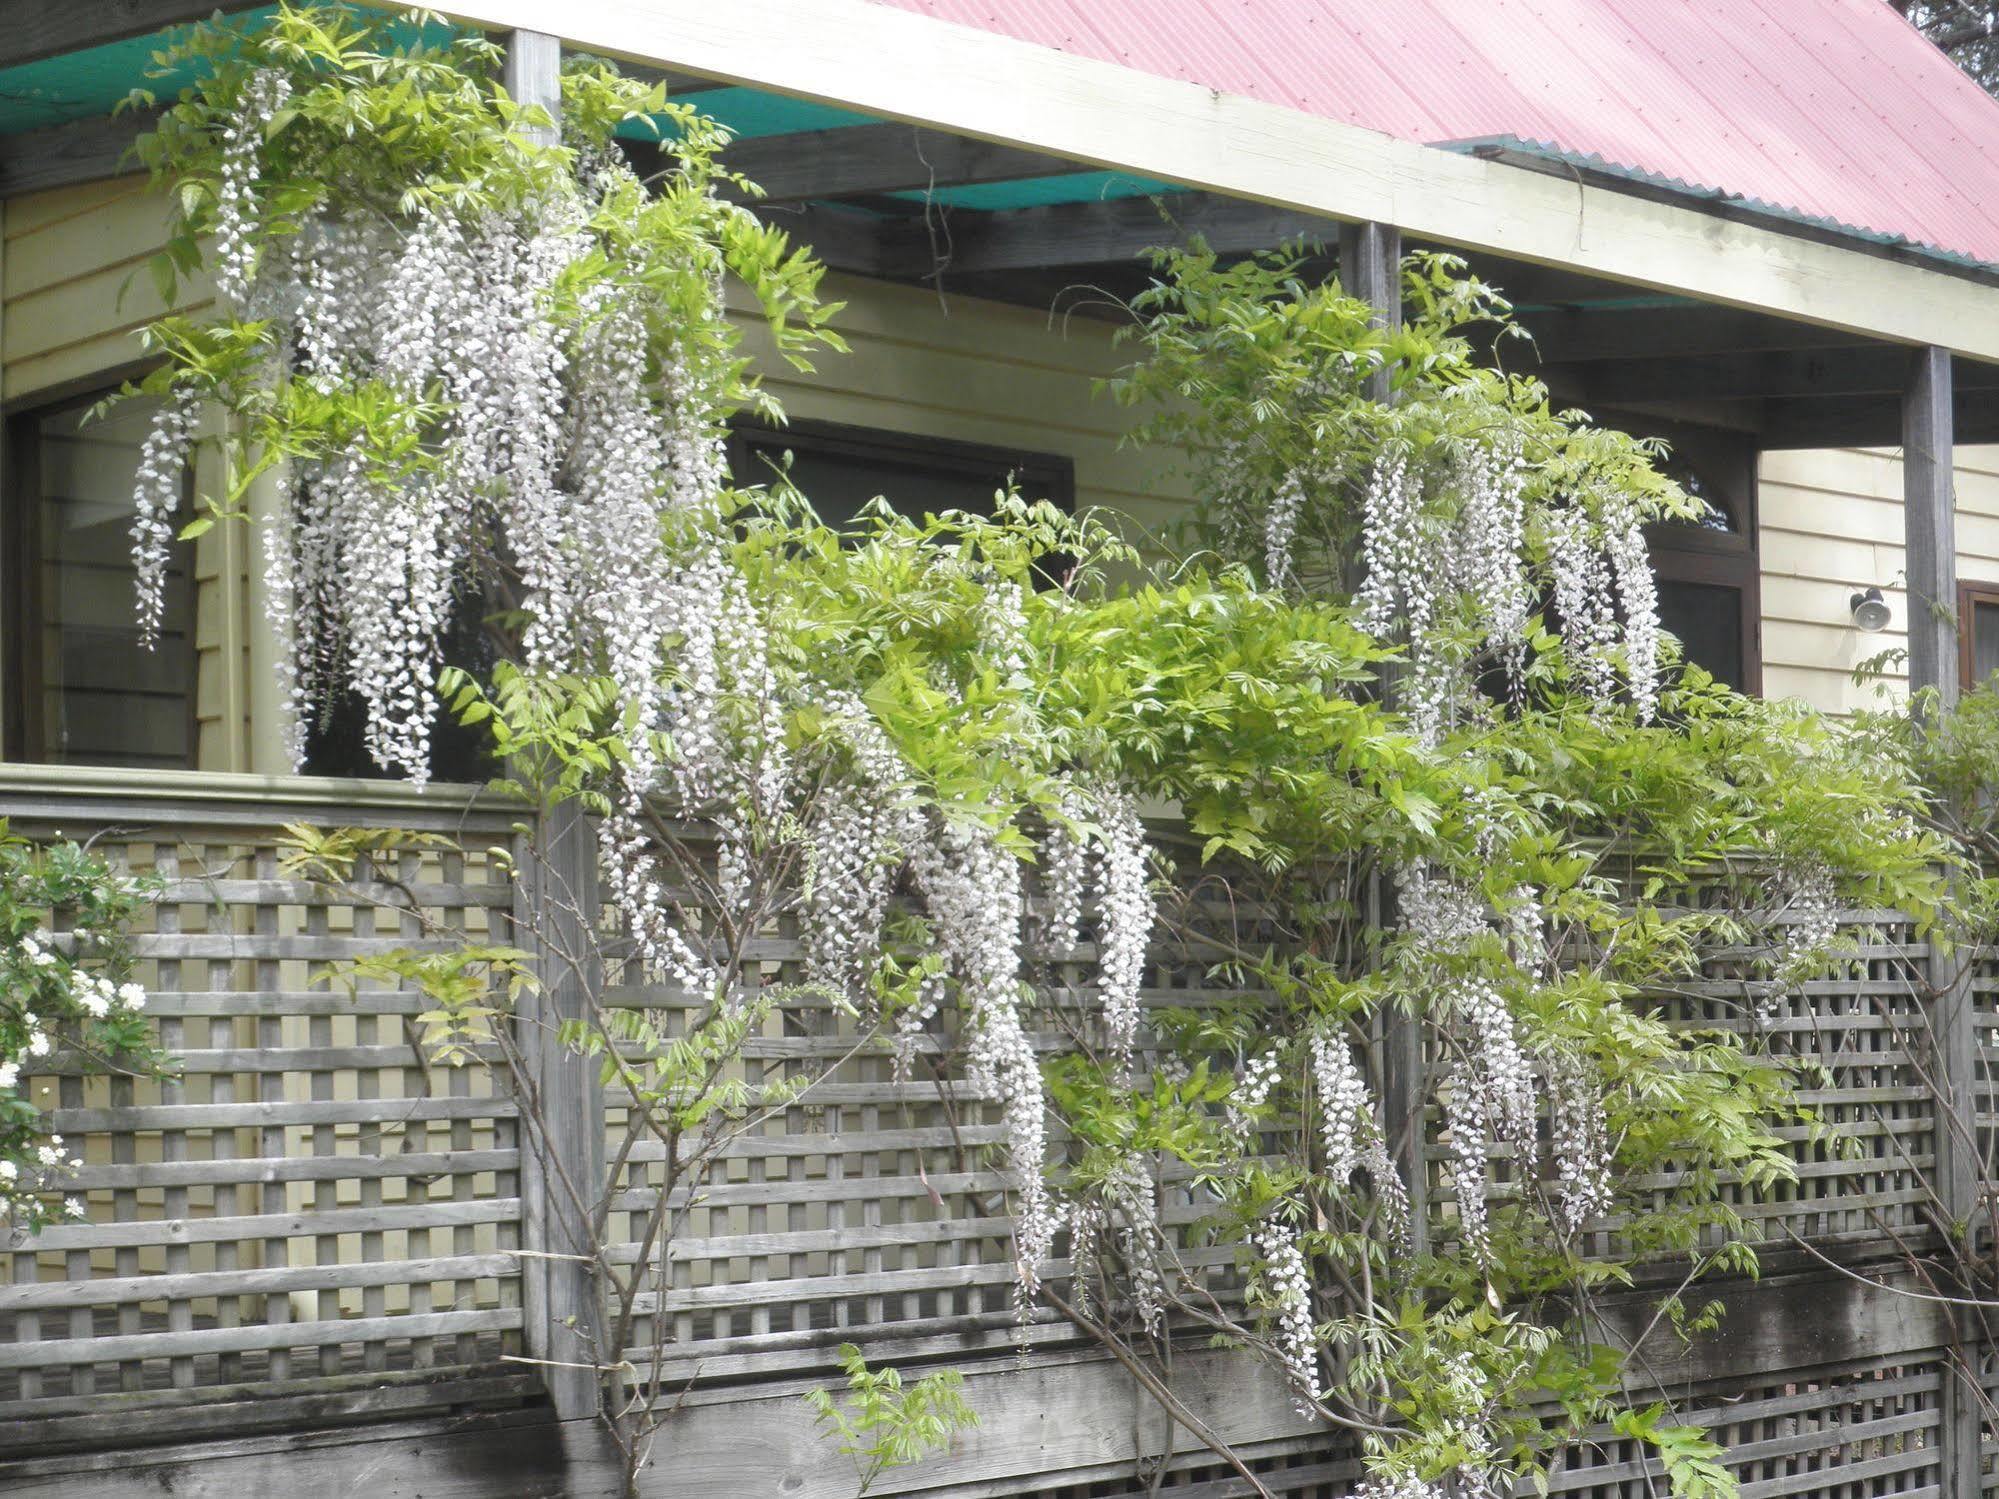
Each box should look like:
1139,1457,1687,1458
505,27,606,1428
1903,344,1982,1499
1341,219,1428,1251
1339,220,1401,407
505,28,563,150
515,798,609,1424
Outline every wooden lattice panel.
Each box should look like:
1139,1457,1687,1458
0,794,526,1416
607,858,1279,1381
1418,907,1939,1266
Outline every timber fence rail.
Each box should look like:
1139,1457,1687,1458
0,772,1991,1498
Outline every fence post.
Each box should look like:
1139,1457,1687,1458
516,799,608,1423
1903,344,1982,1499
497,24,605,1424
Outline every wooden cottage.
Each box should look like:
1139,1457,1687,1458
0,1,1996,1495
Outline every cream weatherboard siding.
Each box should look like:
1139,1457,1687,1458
1759,445,1999,714
733,270,1193,543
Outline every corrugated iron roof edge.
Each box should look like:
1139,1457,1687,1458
1439,135,1999,285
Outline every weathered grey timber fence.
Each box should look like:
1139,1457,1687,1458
0,772,1991,1499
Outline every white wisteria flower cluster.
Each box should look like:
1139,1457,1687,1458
1398,862,1613,1257
129,61,766,793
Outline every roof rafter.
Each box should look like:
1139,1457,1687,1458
1505,305,1872,365
0,108,157,197
1540,347,1999,406
716,121,1086,206
874,192,1341,279
0,2,261,73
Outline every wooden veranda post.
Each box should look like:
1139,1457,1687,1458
1905,347,1959,717
505,28,562,148
514,799,608,1425
1903,344,1982,1499
1338,220,1400,406
505,27,608,1428
1341,220,1430,1253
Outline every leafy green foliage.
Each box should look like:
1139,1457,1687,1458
0,826,166,1230
127,13,1966,1498
1613,1404,1736,1499
804,1344,979,1494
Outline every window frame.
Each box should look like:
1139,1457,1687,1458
726,417,1078,519
2,377,201,768
1628,416,1764,696
1957,578,1999,692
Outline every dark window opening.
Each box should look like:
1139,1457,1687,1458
298,589,501,784
1631,419,1762,695
727,419,1075,529
5,391,198,769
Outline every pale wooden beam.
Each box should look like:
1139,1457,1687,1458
721,121,1083,206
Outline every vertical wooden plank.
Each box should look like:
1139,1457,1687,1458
353,853,388,1374
1904,346,1958,713
504,30,563,150
1904,344,1980,1499
154,845,194,1390
503,25,603,1420
516,803,606,1423
254,846,291,1384
1339,221,1427,1257
1337,220,1400,406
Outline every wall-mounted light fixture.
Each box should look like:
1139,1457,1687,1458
1849,587,1892,632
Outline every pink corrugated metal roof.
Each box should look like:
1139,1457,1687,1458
870,0,1999,272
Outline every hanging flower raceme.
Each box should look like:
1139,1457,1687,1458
125,32,836,790
1254,1215,1325,1413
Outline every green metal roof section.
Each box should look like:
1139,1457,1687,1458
0,10,1169,213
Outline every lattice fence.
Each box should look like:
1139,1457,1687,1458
603,840,1282,1381
1414,902,1942,1271
0,787,1983,1499
0,789,526,1426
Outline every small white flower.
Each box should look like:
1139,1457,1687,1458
0,1062,17,1090
27,1032,51,1057
64,1197,85,1218
0,1160,17,1181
